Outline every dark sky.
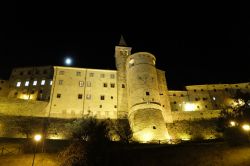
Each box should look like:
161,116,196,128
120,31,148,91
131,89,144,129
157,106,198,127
1,2,249,90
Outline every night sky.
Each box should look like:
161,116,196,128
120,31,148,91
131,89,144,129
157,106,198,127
2,2,249,90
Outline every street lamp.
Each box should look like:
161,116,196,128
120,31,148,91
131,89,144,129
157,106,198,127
32,134,42,166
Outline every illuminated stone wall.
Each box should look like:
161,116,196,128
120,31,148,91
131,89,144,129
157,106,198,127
49,66,118,119
115,45,132,119
126,52,169,142
0,80,9,97
166,119,222,141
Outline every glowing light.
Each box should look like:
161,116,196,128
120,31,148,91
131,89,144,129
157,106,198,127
50,80,53,85
242,124,250,131
65,57,72,66
238,99,245,106
33,80,37,86
25,81,29,86
34,134,42,141
141,132,153,143
230,121,236,127
16,81,21,87
184,103,196,111
41,80,45,85
212,97,216,100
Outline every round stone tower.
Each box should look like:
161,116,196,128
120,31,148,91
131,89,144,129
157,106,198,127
126,52,169,142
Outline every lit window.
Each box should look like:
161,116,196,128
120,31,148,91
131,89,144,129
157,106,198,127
76,71,81,76
16,81,21,87
86,94,91,99
59,80,63,85
25,81,29,87
33,80,37,86
100,74,105,78
103,83,107,87
89,73,94,77
79,81,84,87
110,83,115,88
50,80,52,85
41,80,45,85
59,71,64,75
184,103,196,111
100,95,105,100
110,74,115,79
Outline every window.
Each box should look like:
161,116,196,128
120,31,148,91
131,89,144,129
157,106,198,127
20,72,23,76
43,70,47,74
173,101,177,104
146,92,150,96
57,93,61,98
111,96,113,99
39,90,43,93
78,94,83,99
89,73,94,77
50,80,53,85
194,89,197,92
205,105,208,108
0,80,4,84
201,89,204,91
16,81,21,87
59,80,63,85
33,80,37,86
195,98,199,101
173,94,176,96
35,70,40,74
122,84,125,88
76,71,81,76
103,83,107,87
129,59,134,67
153,126,156,129
25,81,29,87
0,87,2,90
202,98,207,101
114,105,117,108
100,74,105,78
87,81,91,87
59,71,64,75
110,74,115,79
100,95,105,100
225,88,228,91
41,80,45,85
86,94,91,100
213,89,217,92
99,105,102,108
28,71,31,75
181,94,184,97
79,81,84,87
110,83,115,88
30,90,35,94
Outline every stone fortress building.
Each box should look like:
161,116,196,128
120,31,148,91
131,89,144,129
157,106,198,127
0,36,249,142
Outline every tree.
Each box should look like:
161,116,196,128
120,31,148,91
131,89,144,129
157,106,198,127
59,117,111,166
109,119,133,144
217,90,250,145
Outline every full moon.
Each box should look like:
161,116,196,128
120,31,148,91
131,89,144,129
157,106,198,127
65,57,72,66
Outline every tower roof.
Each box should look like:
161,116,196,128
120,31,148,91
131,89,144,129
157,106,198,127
119,35,127,46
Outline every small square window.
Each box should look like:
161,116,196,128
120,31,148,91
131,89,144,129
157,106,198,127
110,74,115,79
87,81,91,87
100,95,105,100
146,92,150,96
86,94,91,100
99,105,102,108
59,71,64,75
122,84,125,88
110,83,115,88
100,74,105,78
20,72,23,76
194,89,197,92
57,93,61,98
78,94,83,99
59,80,63,85
25,81,29,87
41,80,45,85
111,96,113,99
114,105,117,108
33,80,37,86
79,81,84,87
16,81,21,87
76,71,81,76
43,70,47,74
89,73,94,77
103,83,107,87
